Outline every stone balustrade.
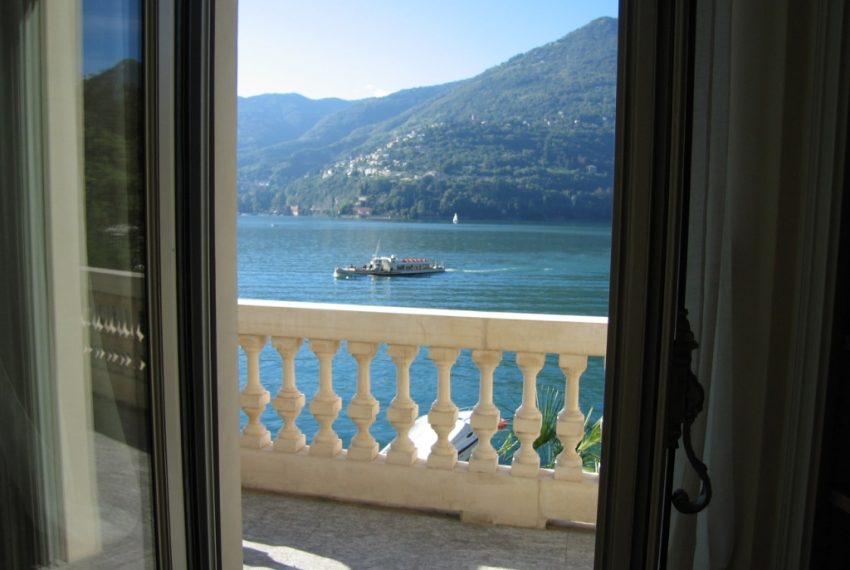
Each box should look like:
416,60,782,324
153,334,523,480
238,299,608,528
85,267,148,410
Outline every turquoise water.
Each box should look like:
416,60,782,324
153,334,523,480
238,215,611,449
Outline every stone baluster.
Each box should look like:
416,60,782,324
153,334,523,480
346,341,380,461
271,336,305,453
554,354,589,481
469,349,502,472
239,334,271,449
385,344,420,466
308,339,342,457
426,347,460,469
511,352,545,477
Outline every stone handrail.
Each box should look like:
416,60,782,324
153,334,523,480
238,299,607,528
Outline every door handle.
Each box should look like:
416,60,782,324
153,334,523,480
668,309,712,514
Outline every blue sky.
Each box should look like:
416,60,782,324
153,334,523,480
238,0,618,100
83,0,141,76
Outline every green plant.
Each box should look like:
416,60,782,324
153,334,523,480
576,409,603,472
497,386,603,472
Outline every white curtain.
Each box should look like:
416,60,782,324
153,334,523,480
666,0,829,567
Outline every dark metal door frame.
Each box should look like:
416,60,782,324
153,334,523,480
596,0,699,567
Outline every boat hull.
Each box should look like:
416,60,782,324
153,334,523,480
334,253,446,278
380,410,478,461
334,267,445,278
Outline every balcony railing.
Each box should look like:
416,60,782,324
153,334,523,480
86,267,147,411
238,299,608,528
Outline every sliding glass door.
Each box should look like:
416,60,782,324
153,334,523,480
0,1,181,566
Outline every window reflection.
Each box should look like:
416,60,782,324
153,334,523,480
80,0,155,566
0,0,155,567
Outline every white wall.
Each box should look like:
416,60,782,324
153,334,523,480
43,0,101,559
215,0,243,567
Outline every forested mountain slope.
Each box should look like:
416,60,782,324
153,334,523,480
238,17,617,221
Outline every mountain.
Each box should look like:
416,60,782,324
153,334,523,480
83,59,145,270
389,16,617,127
237,17,618,221
237,83,456,190
238,93,351,154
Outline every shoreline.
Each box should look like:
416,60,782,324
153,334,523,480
240,212,613,226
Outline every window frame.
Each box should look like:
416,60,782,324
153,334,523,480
161,0,242,567
203,0,702,567
203,0,692,566
146,0,241,566
595,0,696,566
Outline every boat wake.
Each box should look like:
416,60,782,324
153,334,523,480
446,267,523,274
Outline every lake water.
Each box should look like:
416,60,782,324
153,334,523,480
238,215,611,450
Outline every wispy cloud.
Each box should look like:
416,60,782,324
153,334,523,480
365,84,389,97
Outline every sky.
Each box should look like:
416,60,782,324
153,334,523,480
83,0,141,77
238,0,619,100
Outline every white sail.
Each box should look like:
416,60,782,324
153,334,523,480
452,213,459,224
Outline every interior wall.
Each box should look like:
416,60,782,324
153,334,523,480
214,0,242,567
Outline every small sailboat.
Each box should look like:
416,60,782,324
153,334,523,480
452,212,459,224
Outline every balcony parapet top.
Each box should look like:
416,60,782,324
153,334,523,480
238,299,608,356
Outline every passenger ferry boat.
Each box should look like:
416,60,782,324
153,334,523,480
334,253,446,277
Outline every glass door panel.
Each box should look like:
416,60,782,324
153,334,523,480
0,0,157,566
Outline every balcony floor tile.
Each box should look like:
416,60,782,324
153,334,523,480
243,489,594,570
